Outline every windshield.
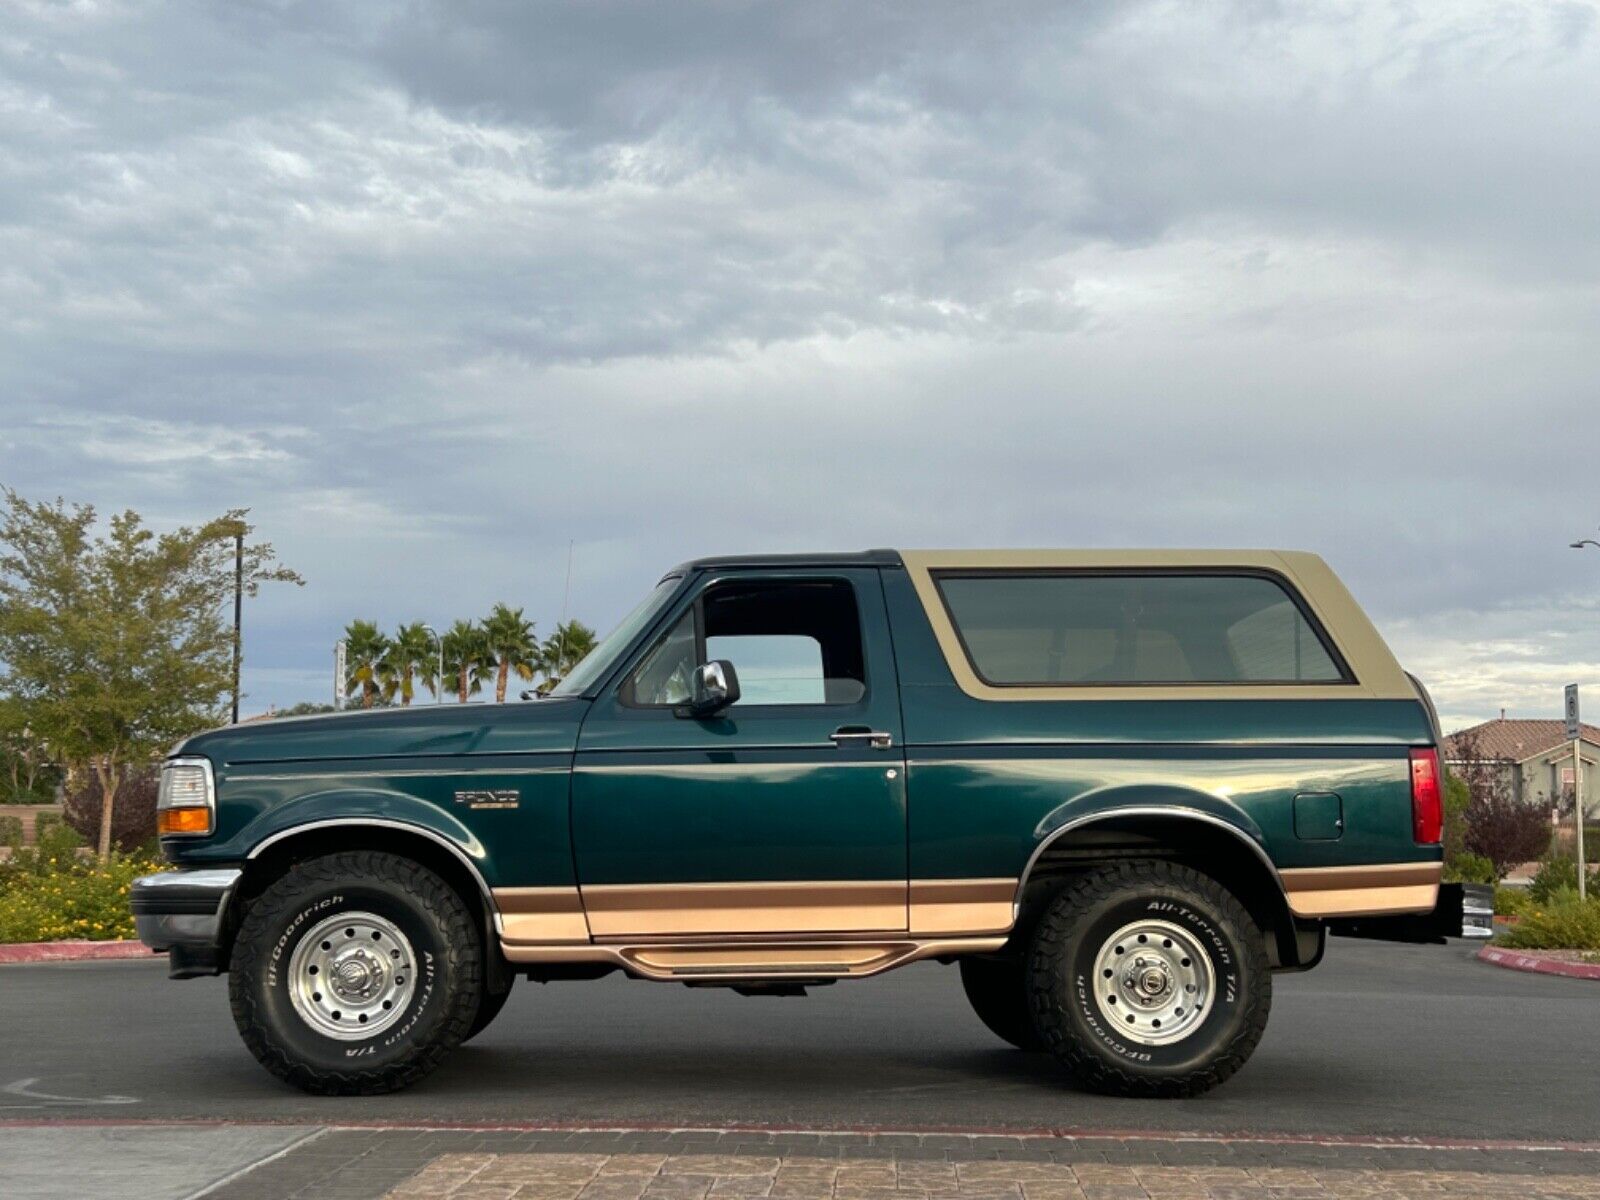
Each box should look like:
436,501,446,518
548,576,682,697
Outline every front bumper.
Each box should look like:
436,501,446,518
130,868,241,978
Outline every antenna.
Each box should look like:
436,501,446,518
557,540,574,676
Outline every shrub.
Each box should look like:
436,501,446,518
1496,892,1600,952
1493,885,1532,917
1450,732,1553,878
33,811,66,840
0,826,161,943
62,766,158,854
1528,857,1600,905
1441,773,1470,864
0,814,21,850
1463,794,1551,879
1443,852,1497,885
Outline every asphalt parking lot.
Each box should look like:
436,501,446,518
1,938,1594,1142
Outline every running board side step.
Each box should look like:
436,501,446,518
501,936,1008,981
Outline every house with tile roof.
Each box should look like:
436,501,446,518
1444,717,1600,818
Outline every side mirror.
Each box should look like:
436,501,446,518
683,660,740,717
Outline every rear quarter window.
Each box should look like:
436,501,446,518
934,571,1350,687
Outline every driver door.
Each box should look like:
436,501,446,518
570,568,908,937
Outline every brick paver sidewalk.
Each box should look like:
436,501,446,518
381,1150,1600,1200
193,1128,1600,1200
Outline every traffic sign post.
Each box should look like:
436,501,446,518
1568,685,1585,901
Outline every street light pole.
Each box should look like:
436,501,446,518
421,624,443,705
231,530,243,724
1569,533,1598,896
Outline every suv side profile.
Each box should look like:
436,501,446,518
133,549,1444,1097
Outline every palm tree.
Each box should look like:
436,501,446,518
483,603,537,703
342,620,390,709
381,622,438,706
539,619,598,692
440,619,491,703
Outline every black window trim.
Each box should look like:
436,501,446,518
616,572,873,712
930,566,1357,689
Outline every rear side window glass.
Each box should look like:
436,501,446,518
934,572,1348,686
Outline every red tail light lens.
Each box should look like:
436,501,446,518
1410,748,1443,844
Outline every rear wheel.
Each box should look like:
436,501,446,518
229,851,482,1095
1026,860,1270,1098
959,957,1043,1051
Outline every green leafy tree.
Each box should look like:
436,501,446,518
483,604,537,703
440,620,491,703
342,620,390,709
0,491,300,857
539,620,598,693
381,622,439,706
0,697,55,802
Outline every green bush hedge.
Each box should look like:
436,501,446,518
0,814,21,850
0,826,161,943
1494,885,1532,917
1443,852,1497,885
1529,858,1600,905
33,811,64,840
1496,891,1600,952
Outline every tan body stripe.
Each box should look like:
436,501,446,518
495,878,1020,943
909,878,1016,935
580,880,906,938
1279,862,1441,918
493,886,591,944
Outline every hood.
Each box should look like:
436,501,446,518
176,696,593,767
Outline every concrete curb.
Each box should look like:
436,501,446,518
1478,944,1600,981
0,940,154,965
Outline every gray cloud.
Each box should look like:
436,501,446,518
2,0,1598,721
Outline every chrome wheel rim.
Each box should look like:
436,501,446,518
1090,918,1214,1046
287,911,416,1041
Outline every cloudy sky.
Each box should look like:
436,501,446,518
3,0,1598,729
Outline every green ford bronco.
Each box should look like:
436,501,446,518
133,549,1446,1097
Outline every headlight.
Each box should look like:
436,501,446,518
157,757,215,837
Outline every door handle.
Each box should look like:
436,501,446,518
831,726,893,750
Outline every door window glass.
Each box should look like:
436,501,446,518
624,578,867,707
705,634,826,705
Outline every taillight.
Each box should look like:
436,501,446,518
1410,748,1442,844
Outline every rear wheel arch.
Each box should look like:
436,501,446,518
1014,808,1306,969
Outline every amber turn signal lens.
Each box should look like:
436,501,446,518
157,807,212,836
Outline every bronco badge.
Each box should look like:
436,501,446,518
454,788,519,810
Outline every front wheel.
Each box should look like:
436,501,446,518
1026,860,1271,1098
228,851,483,1095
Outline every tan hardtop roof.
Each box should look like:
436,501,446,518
897,548,1328,568
898,549,1416,702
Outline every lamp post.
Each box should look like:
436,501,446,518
231,529,244,724
1569,534,1598,898
421,624,443,705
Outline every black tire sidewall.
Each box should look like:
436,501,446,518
1044,882,1257,1076
245,877,456,1074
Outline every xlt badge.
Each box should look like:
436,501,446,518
454,788,519,810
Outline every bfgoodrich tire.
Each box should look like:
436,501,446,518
959,957,1043,1051
1026,860,1270,1098
461,977,513,1044
228,851,482,1095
